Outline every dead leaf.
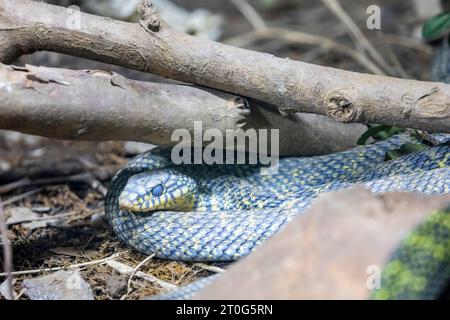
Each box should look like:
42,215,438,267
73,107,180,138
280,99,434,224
23,270,94,300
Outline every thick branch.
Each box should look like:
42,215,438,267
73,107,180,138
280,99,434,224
0,64,248,145
0,63,366,156
0,0,449,132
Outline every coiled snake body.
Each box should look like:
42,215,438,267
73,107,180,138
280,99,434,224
106,133,450,298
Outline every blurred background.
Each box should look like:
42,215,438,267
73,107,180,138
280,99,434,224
21,0,441,81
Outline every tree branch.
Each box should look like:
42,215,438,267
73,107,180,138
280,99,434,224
0,63,366,155
0,0,449,132
0,63,248,145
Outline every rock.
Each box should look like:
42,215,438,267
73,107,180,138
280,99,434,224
23,270,94,300
0,279,16,300
106,275,128,298
193,189,450,299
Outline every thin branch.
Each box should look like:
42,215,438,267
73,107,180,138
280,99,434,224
105,259,177,291
228,0,385,75
383,41,410,79
5,211,79,227
231,0,267,30
225,28,386,75
321,0,393,75
0,252,123,277
0,173,107,195
0,198,13,299
383,34,433,55
2,188,43,206
194,263,226,274
14,289,25,300
122,253,155,300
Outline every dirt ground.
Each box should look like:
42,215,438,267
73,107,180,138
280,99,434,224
0,0,439,299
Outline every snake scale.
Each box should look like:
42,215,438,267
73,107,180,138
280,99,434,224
106,133,450,299
105,38,450,299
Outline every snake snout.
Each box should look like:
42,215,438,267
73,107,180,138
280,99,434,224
119,190,147,212
119,169,198,212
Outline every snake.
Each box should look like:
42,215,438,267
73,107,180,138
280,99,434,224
105,37,450,299
106,133,450,298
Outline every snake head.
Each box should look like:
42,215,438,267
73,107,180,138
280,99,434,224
119,169,197,212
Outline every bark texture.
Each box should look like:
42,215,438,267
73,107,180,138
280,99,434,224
0,63,366,155
0,0,449,132
0,64,248,145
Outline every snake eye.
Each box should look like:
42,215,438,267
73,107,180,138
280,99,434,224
151,185,164,197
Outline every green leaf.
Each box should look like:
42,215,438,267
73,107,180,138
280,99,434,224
423,11,450,42
385,143,429,161
358,125,390,145
357,125,403,145
399,143,429,153
384,149,402,161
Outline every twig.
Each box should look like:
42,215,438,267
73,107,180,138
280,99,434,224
14,289,25,300
226,28,385,75
0,178,30,195
0,252,123,277
383,40,410,79
105,259,177,291
121,253,156,300
228,0,385,75
383,34,433,55
2,188,43,206
194,263,226,274
321,0,393,75
0,158,120,186
231,0,267,30
0,198,13,299
5,211,79,226
0,173,105,195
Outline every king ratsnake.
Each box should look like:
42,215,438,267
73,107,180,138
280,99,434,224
106,133,450,298
105,42,450,299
